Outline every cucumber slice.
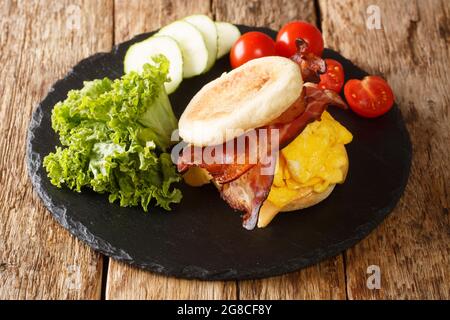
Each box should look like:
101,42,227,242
158,21,208,78
215,22,241,59
124,35,183,94
184,15,218,71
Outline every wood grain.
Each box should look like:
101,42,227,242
107,0,236,300
319,0,450,299
213,0,317,28
2,0,448,300
106,261,236,300
239,257,346,299
214,0,347,299
0,0,113,299
114,0,212,44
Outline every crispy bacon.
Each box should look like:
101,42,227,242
291,38,327,83
219,156,276,230
303,82,348,112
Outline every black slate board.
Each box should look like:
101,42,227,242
26,26,412,280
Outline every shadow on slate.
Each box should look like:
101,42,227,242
26,25,412,280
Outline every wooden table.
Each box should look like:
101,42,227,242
1,0,448,300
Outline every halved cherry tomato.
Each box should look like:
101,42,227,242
230,31,276,69
275,21,324,57
318,59,345,93
344,76,395,118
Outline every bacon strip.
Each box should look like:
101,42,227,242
291,38,327,83
219,155,276,230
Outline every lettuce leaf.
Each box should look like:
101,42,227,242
43,56,182,211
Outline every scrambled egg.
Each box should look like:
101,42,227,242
267,111,352,208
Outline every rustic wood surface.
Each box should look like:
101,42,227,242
0,0,448,299
319,0,450,299
0,0,112,299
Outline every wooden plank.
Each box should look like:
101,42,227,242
115,0,213,43
106,261,236,300
0,0,113,299
319,0,450,299
106,0,236,300
213,0,347,299
213,0,317,28
239,257,346,299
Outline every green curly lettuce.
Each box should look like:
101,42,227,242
43,56,182,211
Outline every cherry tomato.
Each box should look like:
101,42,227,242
275,21,324,57
318,59,345,93
344,76,395,118
230,32,276,69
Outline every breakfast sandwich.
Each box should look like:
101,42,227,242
176,41,353,229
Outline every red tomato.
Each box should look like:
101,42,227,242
276,21,324,57
230,32,276,69
319,59,345,93
344,76,395,118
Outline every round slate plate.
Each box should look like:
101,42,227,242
27,26,412,280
